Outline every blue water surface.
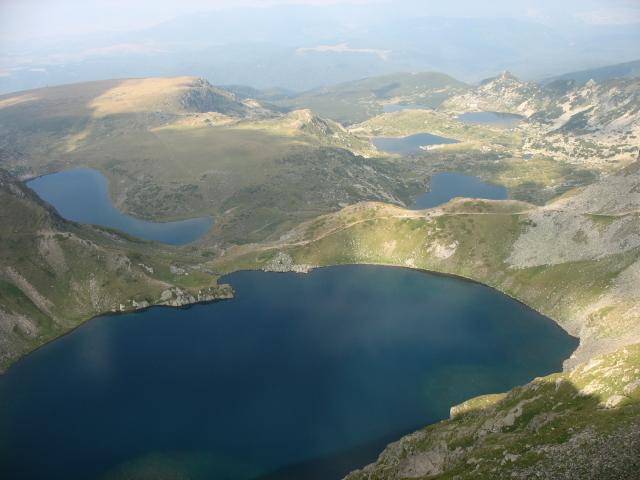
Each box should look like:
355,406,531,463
27,168,212,245
412,173,508,209
457,111,523,128
0,266,577,480
372,133,460,155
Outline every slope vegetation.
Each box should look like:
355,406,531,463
274,72,468,124
0,77,425,246
347,344,640,479
441,72,639,170
208,162,640,478
0,169,231,372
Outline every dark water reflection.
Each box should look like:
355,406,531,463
412,173,508,209
0,266,577,480
372,133,459,154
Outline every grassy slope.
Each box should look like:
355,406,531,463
273,72,468,125
0,77,428,246
212,191,640,366
544,58,640,85
351,109,522,149
348,108,598,206
0,169,230,372
346,343,640,479
208,166,640,478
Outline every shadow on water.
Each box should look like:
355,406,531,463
253,431,407,480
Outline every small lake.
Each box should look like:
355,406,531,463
382,103,430,113
27,168,212,245
0,266,577,480
412,173,508,209
372,133,459,155
457,111,523,128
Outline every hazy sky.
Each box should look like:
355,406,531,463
2,0,639,43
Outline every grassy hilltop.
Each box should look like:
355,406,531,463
0,77,432,246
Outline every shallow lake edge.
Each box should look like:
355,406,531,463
24,167,215,232
0,262,579,478
3,262,579,377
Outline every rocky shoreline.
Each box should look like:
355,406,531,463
114,283,235,313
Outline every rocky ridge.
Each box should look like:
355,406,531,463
442,72,640,169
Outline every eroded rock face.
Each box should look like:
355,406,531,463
262,252,316,274
507,165,640,268
507,209,640,268
443,71,546,116
157,284,234,307
398,441,462,478
429,240,458,260
0,308,39,367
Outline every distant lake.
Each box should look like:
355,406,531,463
27,168,212,245
457,111,523,128
412,173,508,209
372,133,459,155
0,266,577,480
383,103,430,113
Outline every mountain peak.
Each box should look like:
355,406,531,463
480,70,521,86
499,70,519,81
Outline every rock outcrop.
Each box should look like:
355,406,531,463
157,284,234,307
262,252,316,274
346,345,640,480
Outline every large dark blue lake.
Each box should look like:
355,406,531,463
0,266,577,480
27,168,212,245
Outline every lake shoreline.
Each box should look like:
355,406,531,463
1,259,580,377
0,265,577,480
257,261,581,368
26,167,214,244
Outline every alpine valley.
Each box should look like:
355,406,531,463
1,59,639,479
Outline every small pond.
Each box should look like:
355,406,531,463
372,133,459,155
456,111,523,128
412,173,508,209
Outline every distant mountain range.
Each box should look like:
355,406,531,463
1,5,639,95
544,59,640,85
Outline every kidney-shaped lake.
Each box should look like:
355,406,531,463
27,168,213,245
